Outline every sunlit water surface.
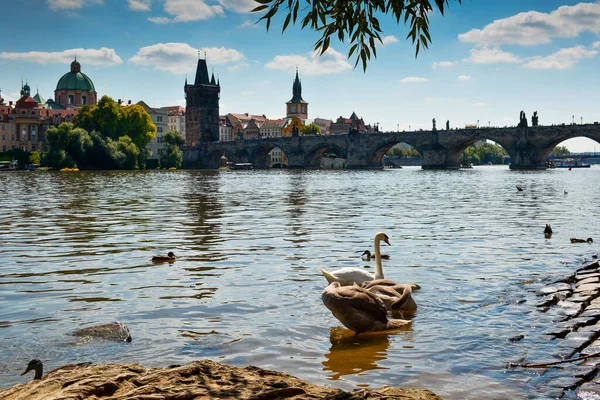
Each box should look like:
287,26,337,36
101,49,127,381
1,167,599,399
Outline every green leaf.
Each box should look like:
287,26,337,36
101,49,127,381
282,13,291,33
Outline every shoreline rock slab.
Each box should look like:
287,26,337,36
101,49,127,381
0,359,441,400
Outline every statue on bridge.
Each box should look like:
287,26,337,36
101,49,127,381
446,120,450,130
432,118,437,131
292,122,299,137
518,110,528,128
532,111,539,127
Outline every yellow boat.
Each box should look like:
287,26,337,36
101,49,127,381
168,167,177,171
60,167,79,172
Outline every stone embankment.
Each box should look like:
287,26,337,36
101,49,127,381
531,258,600,398
0,359,441,400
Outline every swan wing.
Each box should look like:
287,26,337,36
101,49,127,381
321,267,375,286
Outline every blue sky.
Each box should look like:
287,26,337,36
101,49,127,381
1,0,599,151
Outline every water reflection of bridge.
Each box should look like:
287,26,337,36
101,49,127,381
183,124,600,170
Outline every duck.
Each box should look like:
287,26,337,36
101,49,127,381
20,359,92,381
570,237,593,244
70,321,132,342
362,279,419,313
321,232,390,286
152,251,176,262
516,185,524,192
544,224,553,238
361,250,390,261
321,281,411,334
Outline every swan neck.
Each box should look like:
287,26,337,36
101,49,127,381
374,237,384,279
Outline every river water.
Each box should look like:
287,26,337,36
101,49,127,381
1,166,599,398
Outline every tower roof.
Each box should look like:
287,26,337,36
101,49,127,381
194,59,210,85
288,68,306,104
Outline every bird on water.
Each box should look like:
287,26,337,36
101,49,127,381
544,224,552,238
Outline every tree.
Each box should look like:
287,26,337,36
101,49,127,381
552,146,570,157
120,104,156,150
161,130,184,168
253,0,462,71
302,122,321,136
29,151,42,165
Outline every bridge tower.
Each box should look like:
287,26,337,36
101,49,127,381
286,68,308,119
184,58,220,146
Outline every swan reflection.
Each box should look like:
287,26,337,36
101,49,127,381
322,325,412,380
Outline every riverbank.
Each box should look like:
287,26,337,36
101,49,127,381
0,359,441,400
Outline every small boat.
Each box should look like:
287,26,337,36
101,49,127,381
0,160,17,171
554,159,590,168
60,167,80,172
168,167,177,171
231,163,253,170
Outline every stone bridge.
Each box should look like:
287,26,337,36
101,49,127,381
182,124,600,170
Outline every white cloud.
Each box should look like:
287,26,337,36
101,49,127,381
0,47,122,66
400,76,430,83
228,62,249,71
47,0,102,10
148,17,170,24
237,20,258,29
128,0,151,12
593,41,600,49
472,102,486,107
150,0,224,23
129,43,245,74
265,48,351,75
218,0,256,13
241,90,255,95
464,47,520,64
457,75,471,81
459,2,600,46
524,45,598,70
432,61,455,69
381,35,399,45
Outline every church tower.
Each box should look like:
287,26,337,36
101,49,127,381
185,58,220,145
286,68,308,119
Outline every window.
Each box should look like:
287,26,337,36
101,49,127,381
22,126,27,141
68,95,74,104
2,134,4,140
82,95,87,105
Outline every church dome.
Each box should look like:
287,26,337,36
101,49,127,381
56,59,96,92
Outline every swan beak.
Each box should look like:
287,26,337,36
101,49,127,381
384,238,391,246
21,367,30,376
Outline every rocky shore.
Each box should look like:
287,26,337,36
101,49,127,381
526,258,600,398
0,359,441,400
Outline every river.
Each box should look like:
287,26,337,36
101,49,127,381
0,166,599,399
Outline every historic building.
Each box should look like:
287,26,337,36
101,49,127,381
184,59,220,145
161,106,186,141
286,69,308,119
137,101,168,160
218,116,233,142
54,58,98,110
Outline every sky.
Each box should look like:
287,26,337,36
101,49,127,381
1,0,600,152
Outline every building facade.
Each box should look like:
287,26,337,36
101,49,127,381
138,101,167,160
161,106,186,141
219,116,233,142
184,59,220,146
54,59,98,110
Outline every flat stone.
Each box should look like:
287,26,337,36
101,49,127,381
570,294,593,303
566,317,598,329
564,330,598,350
545,376,583,389
572,365,599,380
556,282,574,291
578,324,600,333
578,383,600,400
577,272,600,280
581,309,600,320
538,286,560,295
580,261,600,271
538,294,560,307
575,283,600,293
580,344,600,356
578,277,600,286
552,344,578,359
544,327,571,338
586,303,600,310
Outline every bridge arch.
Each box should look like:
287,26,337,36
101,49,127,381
372,141,421,167
305,143,347,168
248,143,288,169
445,138,510,166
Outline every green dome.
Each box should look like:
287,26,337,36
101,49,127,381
56,71,95,92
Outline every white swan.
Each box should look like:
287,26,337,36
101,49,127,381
321,232,390,286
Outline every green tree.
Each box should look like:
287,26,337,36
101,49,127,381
302,122,321,136
161,130,184,168
552,146,570,157
92,96,123,139
73,104,95,133
253,0,462,71
120,104,156,149
29,151,42,165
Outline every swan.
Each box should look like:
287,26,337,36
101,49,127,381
152,251,176,262
570,237,593,244
321,281,410,334
321,232,390,286
544,224,552,238
362,280,418,313
361,250,390,260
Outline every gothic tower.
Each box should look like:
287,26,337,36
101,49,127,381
185,58,220,145
286,68,308,119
